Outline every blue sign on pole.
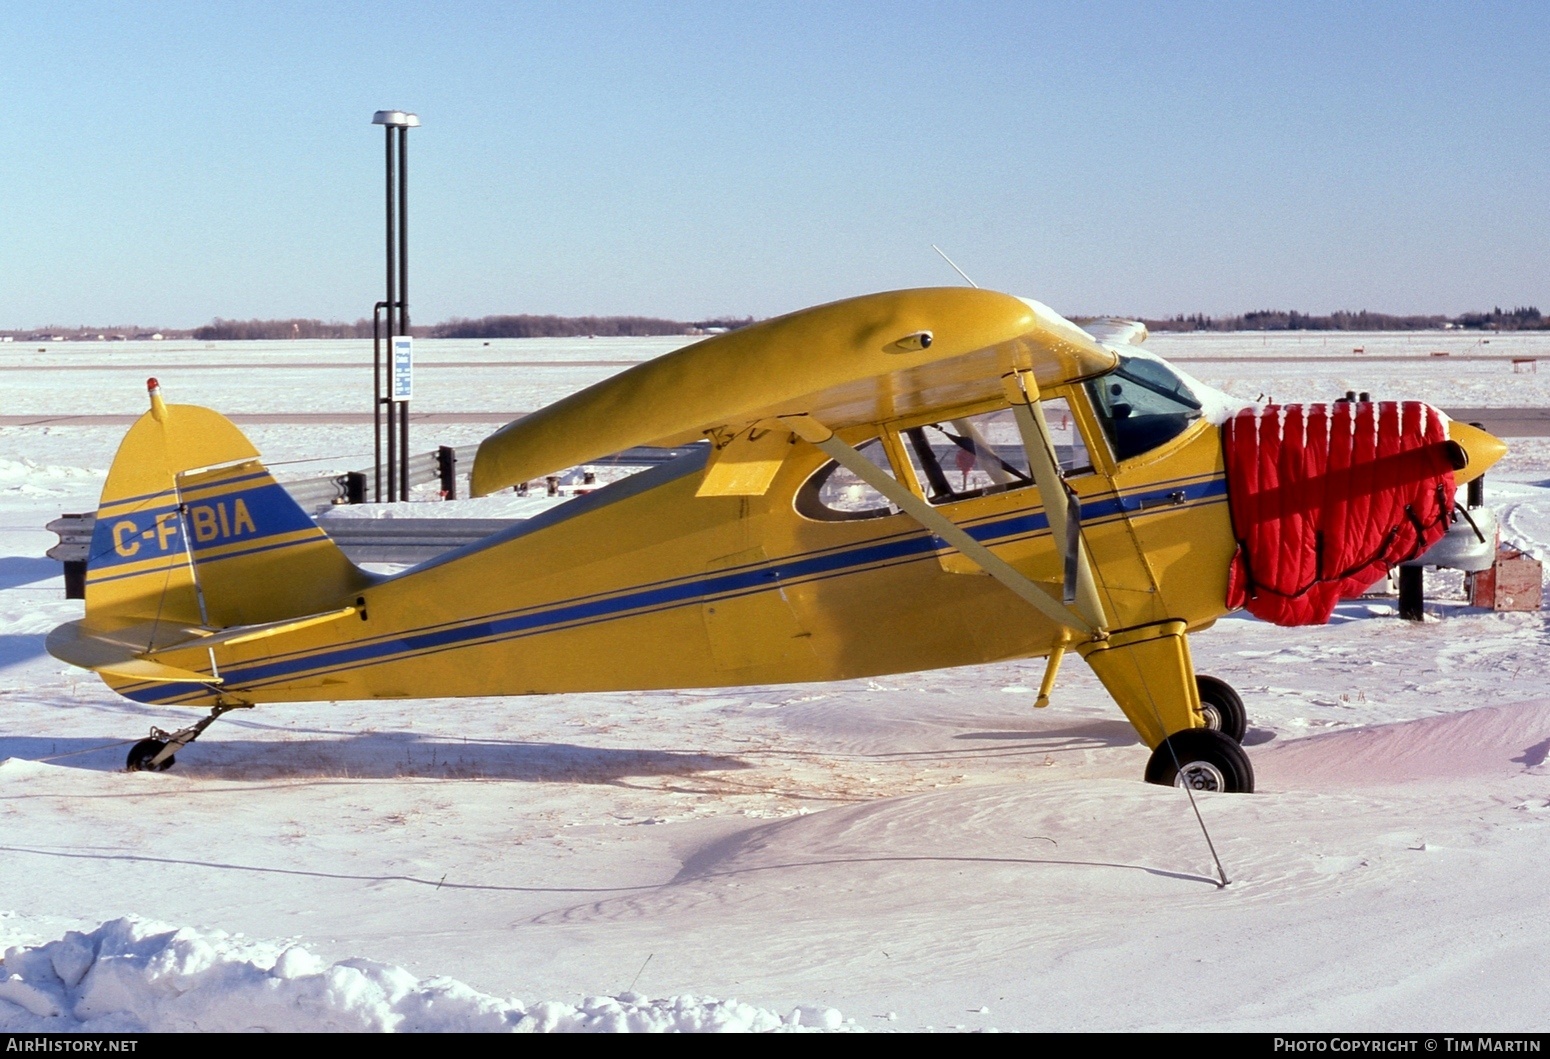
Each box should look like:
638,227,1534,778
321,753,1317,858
391,336,413,401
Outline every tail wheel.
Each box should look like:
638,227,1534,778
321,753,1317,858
1196,674,1247,743
1144,728,1254,793
126,739,174,772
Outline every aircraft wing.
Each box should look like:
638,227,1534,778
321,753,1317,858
1080,317,1149,348
471,287,1118,496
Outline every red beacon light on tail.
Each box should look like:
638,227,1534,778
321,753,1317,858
147,378,167,422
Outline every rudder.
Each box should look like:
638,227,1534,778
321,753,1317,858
84,380,370,645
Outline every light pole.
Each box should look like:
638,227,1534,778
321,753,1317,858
372,109,419,502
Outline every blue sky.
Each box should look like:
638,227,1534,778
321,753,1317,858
2,1,1545,326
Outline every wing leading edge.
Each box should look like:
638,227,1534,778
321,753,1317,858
470,287,1117,496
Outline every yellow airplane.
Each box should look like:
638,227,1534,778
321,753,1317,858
47,288,1506,792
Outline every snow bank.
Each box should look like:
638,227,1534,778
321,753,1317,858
0,456,103,497
0,917,849,1033
1257,699,1550,788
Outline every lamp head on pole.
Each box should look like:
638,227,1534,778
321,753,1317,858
372,110,420,128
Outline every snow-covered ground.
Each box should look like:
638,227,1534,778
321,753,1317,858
3,333,1550,1032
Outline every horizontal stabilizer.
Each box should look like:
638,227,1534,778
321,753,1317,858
160,604,360,651
48,619,190,670
46,620,218,685
95,658,222,685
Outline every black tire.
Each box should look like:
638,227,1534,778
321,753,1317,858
1144,728,1254,793
1196,674,1247,743
126,738,174,772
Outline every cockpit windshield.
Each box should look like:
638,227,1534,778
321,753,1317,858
1086,354,1203,462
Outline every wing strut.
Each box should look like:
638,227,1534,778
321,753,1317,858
779,415,1096,637
1001,369,1108,632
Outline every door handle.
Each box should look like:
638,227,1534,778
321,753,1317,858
1136,490,1185,511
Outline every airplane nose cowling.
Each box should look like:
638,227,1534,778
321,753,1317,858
1446,419,1509,484
1221,400,1462,626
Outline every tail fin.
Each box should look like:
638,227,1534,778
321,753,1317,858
83,380,369,642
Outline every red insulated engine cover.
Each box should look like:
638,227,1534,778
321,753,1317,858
1223,401,1457,626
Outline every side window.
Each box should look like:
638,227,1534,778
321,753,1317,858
794,437,903,521
1086,354,1203,462
900,408,1033,505
1042,397,1094,477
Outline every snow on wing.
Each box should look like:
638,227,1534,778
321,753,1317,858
1223,401,1457,626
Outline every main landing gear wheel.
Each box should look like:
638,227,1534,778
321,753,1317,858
1196,674,1247,743
1144,728,1255,793
126,738,174,772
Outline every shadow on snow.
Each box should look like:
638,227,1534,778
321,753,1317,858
0,633,48,670
0,557,62,590
0,730,751,782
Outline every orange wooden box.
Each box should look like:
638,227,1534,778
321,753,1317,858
1468,548,1543,611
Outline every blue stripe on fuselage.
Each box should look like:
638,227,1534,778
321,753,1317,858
125,474,1227,703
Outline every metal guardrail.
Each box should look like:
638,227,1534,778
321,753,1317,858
284,442,700,510
45,442,704,597
316,517,520,564
281,444,467,510
44,513,93,599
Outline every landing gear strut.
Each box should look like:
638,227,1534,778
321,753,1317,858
125,702,247,773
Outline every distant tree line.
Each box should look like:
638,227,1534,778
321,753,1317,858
9,306,1545,341
429,314,752,339
1142,306,1545,332
192,317,377,340
2,325,192,341
183,314,758,341
1453,306,1545,330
